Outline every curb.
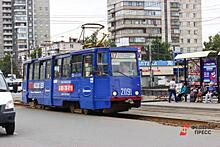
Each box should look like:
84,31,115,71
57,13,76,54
141,103,220,112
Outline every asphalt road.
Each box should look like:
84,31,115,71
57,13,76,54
0,107,220,147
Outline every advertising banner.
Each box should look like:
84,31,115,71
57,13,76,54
202,58,217,84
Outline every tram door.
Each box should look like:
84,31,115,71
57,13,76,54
43,60,53,106
22,64,28,103
80,54,95,109
94,52,110,109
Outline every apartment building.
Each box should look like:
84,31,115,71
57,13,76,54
0,0,13,58
34,0,50,48
0,0,50,61
107,0,202,54
179,0,202,53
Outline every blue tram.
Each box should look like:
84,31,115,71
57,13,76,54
22,47,142,113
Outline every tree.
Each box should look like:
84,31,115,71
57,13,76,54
83,33,116,48
31,48,42,59
145,38,172,60
0,55,19,77
204,34,220,51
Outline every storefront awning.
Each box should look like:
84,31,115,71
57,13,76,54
175,51,217,60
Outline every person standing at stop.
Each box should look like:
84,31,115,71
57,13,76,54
168,78,177,103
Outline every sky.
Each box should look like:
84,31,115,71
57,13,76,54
50,0,220,42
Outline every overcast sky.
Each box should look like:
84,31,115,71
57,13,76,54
50,0,220,42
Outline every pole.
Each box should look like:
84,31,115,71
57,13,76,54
149,41,153,87
10,54,13,79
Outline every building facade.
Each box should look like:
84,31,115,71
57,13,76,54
42,38,82,57
0,0,50,61
0,0,13,58
34,0,50,48
179,0,202,53
107,0,202,54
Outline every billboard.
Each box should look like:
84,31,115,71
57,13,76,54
202,58,217,84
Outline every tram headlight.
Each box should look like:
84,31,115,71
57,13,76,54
135,91,139,96
112,91,118,96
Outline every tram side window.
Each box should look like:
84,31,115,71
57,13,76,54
97,53,109,76
46,60,51,79
83,54,93,77
39,61,45,80
54,59,62,79
29,64,33,80
34,62,40,80
71,55,82,77
62,57,71,78
23,64,26,80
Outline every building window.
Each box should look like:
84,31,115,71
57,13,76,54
194,39,197,43
187,39,190,43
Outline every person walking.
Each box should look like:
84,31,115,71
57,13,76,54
168,78,177,103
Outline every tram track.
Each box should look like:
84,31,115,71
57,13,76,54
15,102,220,129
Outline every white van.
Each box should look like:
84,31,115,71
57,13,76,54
0,72,15,135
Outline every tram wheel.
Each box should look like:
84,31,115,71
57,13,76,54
69,105,75,113
83,109,91,115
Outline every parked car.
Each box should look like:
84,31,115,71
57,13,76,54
0,71,15,135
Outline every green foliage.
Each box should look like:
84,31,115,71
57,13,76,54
84,33,116,48
146,38,172,60
31,48,42,59
84,33,98,46
103,38,116,47
0,54,19,77
204,34,220,51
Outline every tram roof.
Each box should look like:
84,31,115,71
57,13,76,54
175,50,217,60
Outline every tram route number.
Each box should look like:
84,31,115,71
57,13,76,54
121,88,132,96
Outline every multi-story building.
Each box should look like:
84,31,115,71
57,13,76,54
107,0,202,55
0,0,50,61
34,0,50,48
0,0,13,58
179,0,202,53
42,38,82,57
12,0,30,61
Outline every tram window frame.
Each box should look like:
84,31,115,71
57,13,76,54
39,61,46,80
23,64,26,80
62,57,71,78
45,60,51,79
33,62,40,80
71,55,82,77
97,52,109,76
54,59,62,79
83,54,94,78
29,64,33,80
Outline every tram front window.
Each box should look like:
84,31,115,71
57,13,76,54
111,52,138,76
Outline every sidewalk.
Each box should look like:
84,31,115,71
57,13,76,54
129,101,220,124
141,95,167,102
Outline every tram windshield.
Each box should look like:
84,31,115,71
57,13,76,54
111,52,138,76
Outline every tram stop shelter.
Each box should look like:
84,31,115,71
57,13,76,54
174,50,220,103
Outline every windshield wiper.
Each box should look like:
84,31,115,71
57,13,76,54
115,71,133,79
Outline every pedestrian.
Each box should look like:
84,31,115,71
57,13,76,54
190,84,198,102
168,78,177,103
204,82,216,103
177,82,188,101
196,82,207,102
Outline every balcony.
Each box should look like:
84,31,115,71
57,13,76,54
3,15,11,19
2,9,11,13
3,26,12,30
3,37,12,41
4,43,13,46
4,48,13,52
2,4,12,8
3,32,12,35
